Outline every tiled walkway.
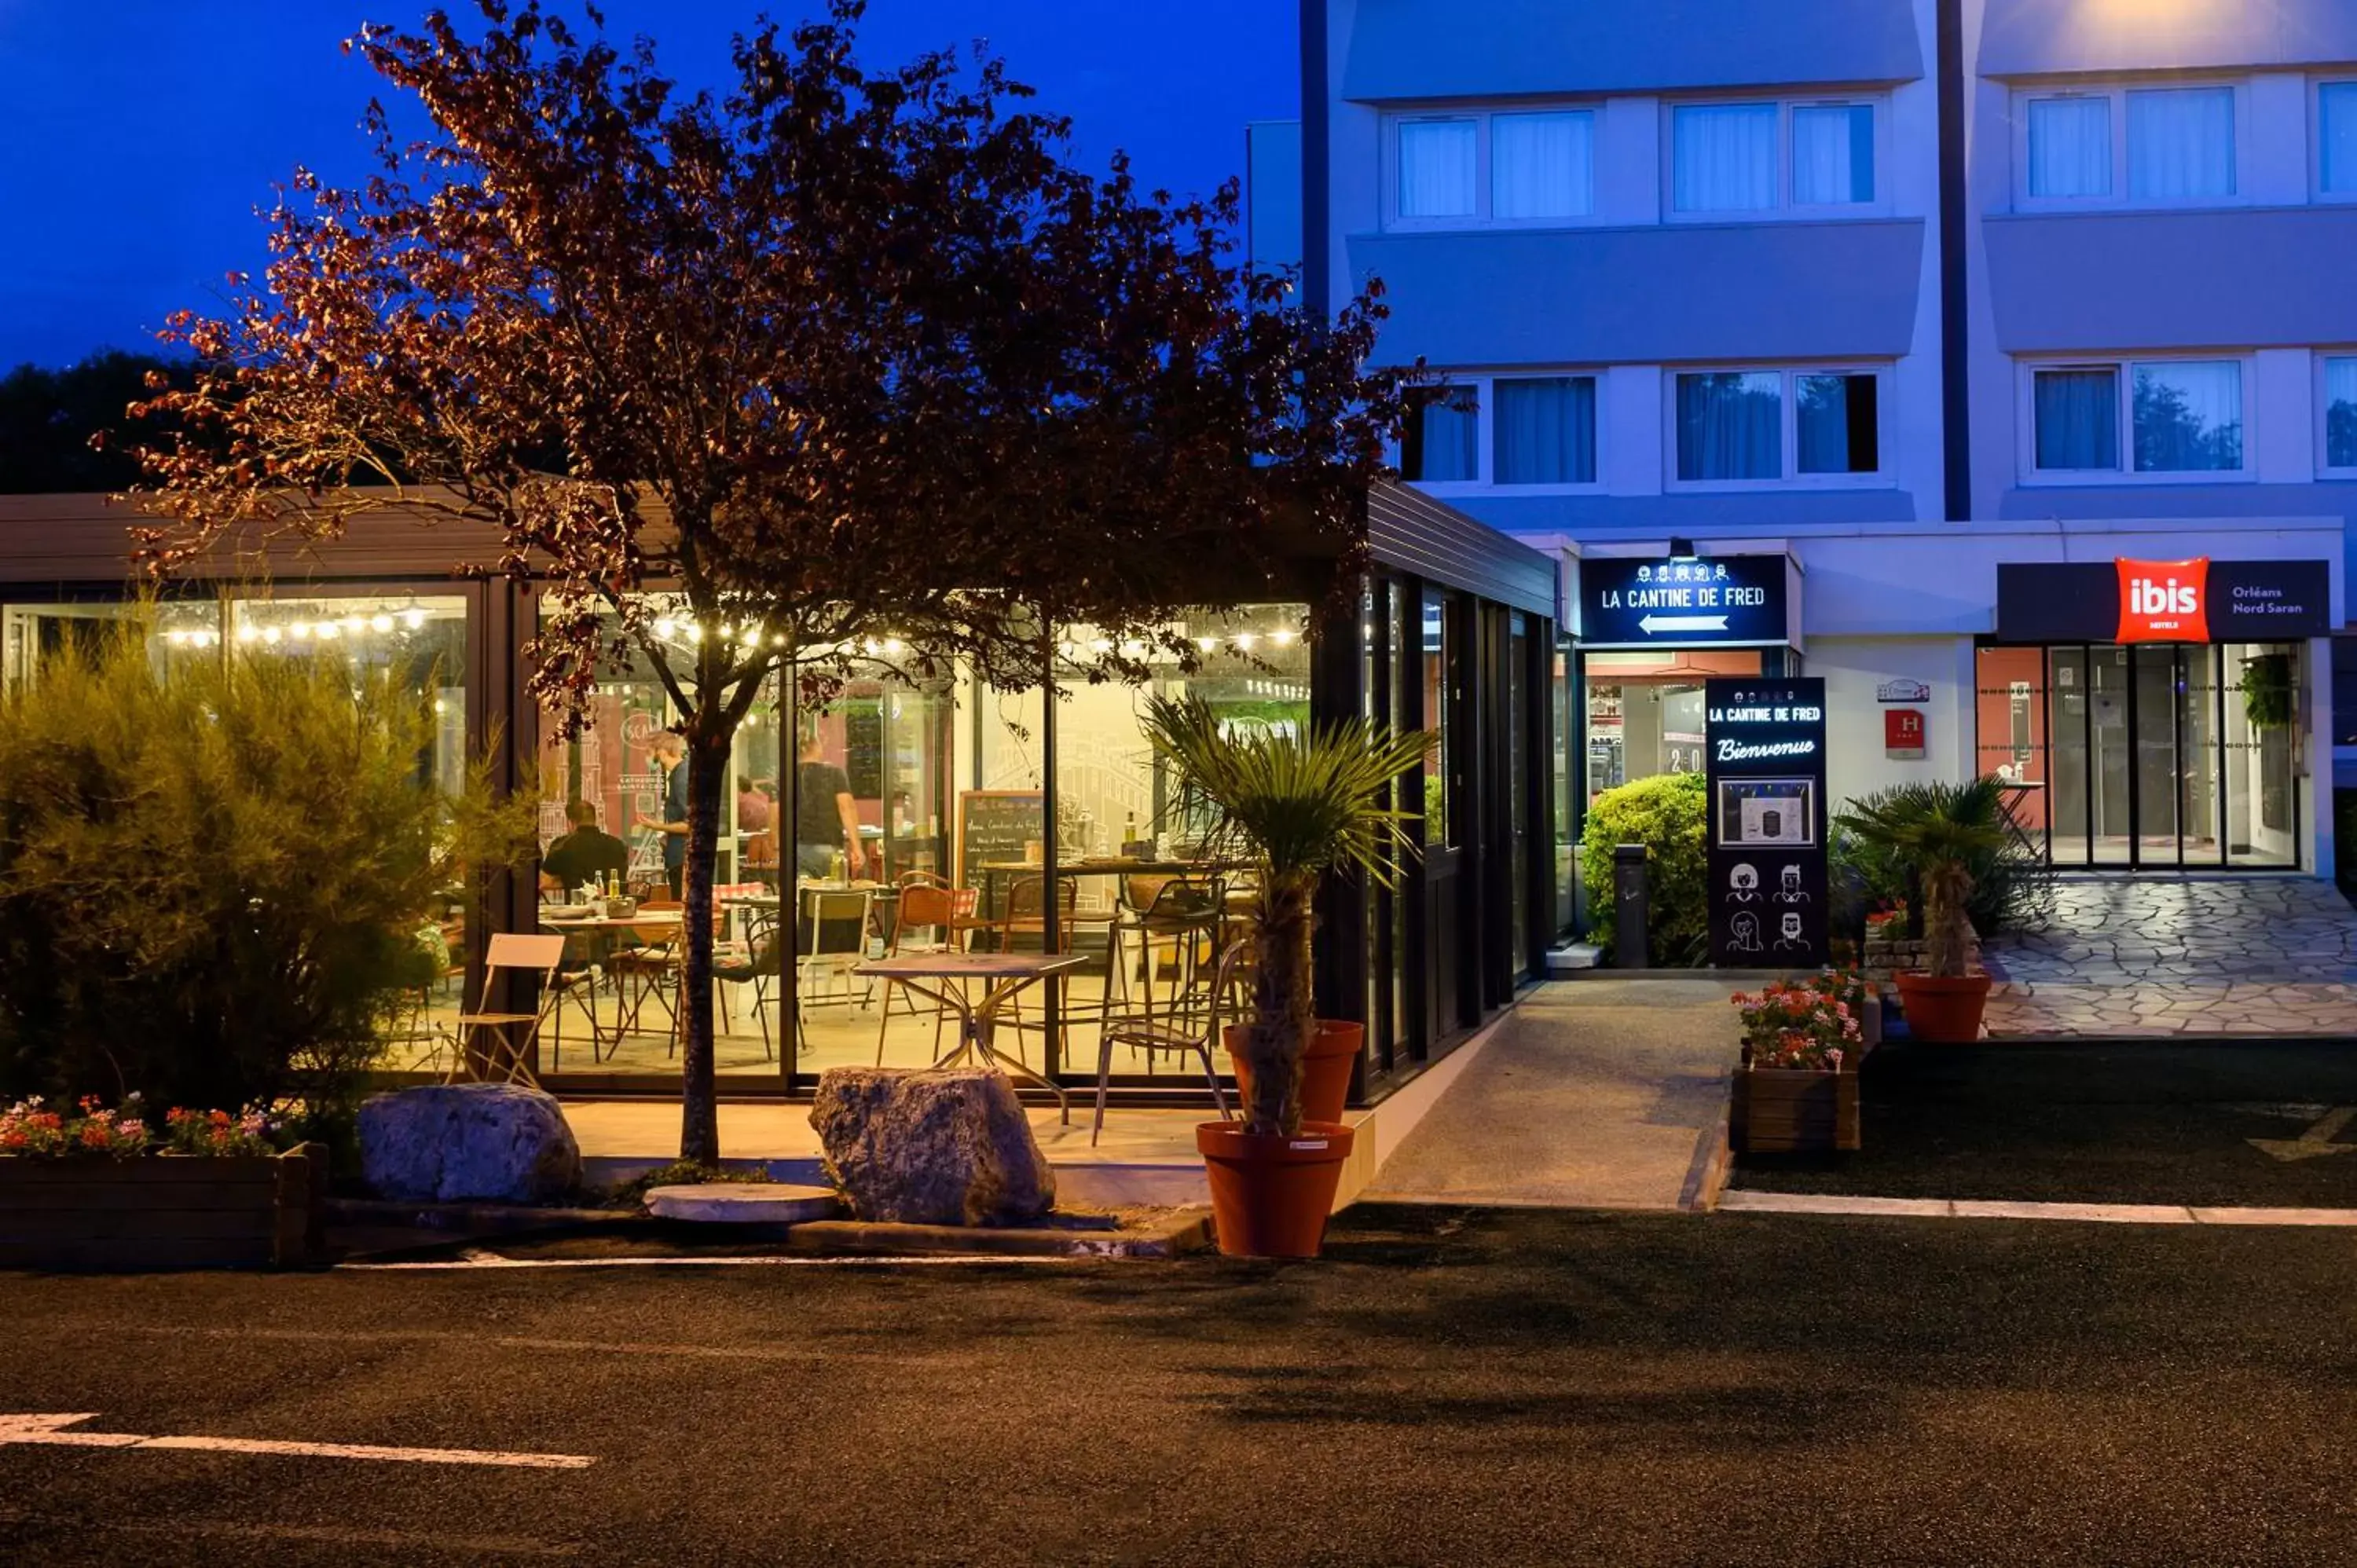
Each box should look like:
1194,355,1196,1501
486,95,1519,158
1981,875,2357,1037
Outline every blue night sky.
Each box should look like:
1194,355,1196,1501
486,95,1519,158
0,1,1298,369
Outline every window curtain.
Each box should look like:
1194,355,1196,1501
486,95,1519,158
1672,104,1778,211
1411,391,1479,482
1492,112,1593,219
1494,377,1596,484
1795,374,1878,474
2033,368,2121,470
2028,97,2112,198
2326,357,2357,470
2128,87,2234,200
1676,372,1781,481
1792,104,1874,204
1398,119,1477,218
2132,361,2242,472
2324,84,2357,195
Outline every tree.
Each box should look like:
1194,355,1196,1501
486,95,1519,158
0,352,192,493
122,1,1406,1162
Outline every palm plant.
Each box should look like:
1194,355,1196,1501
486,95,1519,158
1140,694,1427,1136
1835,777,2012,977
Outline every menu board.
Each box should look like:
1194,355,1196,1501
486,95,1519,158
956,789,1044,888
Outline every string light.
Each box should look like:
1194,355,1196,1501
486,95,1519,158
654,617,677,639
401,609,427,630
370,614,394,633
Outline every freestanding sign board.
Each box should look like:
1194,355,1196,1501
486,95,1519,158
1705,676,1829,969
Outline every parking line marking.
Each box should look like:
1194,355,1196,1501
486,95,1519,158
1718,1191,2357,1226
343,1251,1080,1270
0,1412,594,1469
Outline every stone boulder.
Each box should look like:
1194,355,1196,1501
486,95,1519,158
359,1083,581,1204
808,1068,1054,1225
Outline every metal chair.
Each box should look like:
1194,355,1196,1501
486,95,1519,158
1093,942,1243,1145
713,911,786,1061
799,887,875,1012
450,932,570,1086
874,874,984,1064
1106,876,1219,1028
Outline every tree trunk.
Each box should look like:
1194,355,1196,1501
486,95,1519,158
1923,863,1975,980
677,728,729,1163
1244,873,1317,1138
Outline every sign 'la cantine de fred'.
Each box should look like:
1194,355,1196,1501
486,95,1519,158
1996,557,2331,644
1582,555,1788,648
1703,677,1829,969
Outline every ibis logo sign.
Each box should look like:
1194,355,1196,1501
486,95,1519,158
2117,558,2209,643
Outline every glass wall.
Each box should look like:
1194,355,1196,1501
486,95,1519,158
1973,641,2301,869
1582,649,1763,804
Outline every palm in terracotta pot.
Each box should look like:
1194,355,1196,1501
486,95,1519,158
1141,694,1424,1257
1837,776,2011,1042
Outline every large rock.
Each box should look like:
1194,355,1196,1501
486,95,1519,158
358,1083,581,1204
808,1068,1054,1225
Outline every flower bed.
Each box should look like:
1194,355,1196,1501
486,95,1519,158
0,1099,324,1270
1728,976,1864,1155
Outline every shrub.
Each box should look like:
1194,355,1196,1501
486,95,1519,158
1836,781,2052,940
1579,772,1708,965
0,609,534,1126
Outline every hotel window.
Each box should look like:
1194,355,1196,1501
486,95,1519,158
1673,368,1883,485
2324,82,2357,196
2022,83,2241,206
2322,356,2357,473
1388,108,1596,227
1669,98,1878,215
2028,359,2246,477
1493,376,1597,485
1399,385,1479,482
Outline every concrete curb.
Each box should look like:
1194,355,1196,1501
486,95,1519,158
784,1210,1212,1258
1718,1190,2357,1226
328,1198,644,1234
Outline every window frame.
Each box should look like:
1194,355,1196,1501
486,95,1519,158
1662,364,1893,492
2016,355,2256,485
2316,77,2357,203
1660,94,1891,222
1381,104,1604,233
1396,371,1607,494
2319,351,2357,478
2011,79,2253,213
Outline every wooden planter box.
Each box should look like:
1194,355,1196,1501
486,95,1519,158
0,1143,326,1271
1732,1066,1860,1155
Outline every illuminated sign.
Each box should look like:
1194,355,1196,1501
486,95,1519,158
1705,677,1828,969
1884,707,1925,759
1996,559,2329,643
1582,555,1790,647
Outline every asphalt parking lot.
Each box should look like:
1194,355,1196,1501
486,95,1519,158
1734,1039,2357,1206
6,1202,2357,1566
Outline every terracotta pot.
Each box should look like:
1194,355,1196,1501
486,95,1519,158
1196,1119,1356,1258
1224,1020,1363,1127
1893,972,1991,1043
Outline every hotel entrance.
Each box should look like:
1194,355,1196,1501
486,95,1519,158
1975,643,2302,870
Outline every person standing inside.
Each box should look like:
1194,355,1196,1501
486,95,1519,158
796,730,866,880
633,730,691,899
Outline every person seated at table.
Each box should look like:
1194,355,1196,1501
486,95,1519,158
796,731,867,881
540,799,631,894
738,777,775,833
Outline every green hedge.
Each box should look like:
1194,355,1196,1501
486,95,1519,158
1578,772,1709,965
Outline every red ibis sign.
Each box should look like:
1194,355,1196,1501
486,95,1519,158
2115,557,2209,644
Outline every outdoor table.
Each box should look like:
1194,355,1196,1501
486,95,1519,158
854,952,1092,1122
1995,781,2046,860
541,910,684,1043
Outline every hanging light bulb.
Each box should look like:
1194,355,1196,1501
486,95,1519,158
882,637,904,655
262,627,283,646
654,617,677,639
236,623,259,643
370,614,394,633
1234,632,1258,650
1271,628,1297,647
342,614,365,636
401,608,427,630
1195,636,1218,652
316,621,341,642
288,622,312,641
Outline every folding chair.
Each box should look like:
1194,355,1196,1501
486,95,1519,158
1093,941,1241,1145
451,932,570,1086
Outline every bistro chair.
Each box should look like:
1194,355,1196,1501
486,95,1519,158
1092,941,1243,1145
541,923,614,1072
799,887,875,1013
713,910,787,1062
608,899,684,1040
1106,875,1220,1028
450,932,571,1086
874,874,985,1064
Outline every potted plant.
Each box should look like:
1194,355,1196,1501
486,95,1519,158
1835,778,2011,1043
1728,981,1860,1153
1142,694,1425,1258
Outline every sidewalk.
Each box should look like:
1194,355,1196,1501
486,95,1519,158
1359,979,1739,1210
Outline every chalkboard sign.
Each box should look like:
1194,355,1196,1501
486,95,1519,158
845,699,884,799
956,789,1044,889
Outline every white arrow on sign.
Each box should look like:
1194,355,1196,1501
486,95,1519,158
0,1412,594,1469
2249,1106,2357,1162
1638,614,1729,635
